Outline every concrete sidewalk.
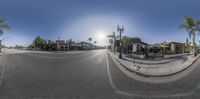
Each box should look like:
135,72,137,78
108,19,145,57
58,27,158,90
123,54,190,65
109,51,200,77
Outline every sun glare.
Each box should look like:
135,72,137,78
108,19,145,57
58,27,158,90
96,31,106,41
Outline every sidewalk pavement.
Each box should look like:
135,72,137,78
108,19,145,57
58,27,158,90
123,54,190,65
109,51,200,77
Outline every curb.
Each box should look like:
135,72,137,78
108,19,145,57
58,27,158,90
109,52,200,77
122,56,184,65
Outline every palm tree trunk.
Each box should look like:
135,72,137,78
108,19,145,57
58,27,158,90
0,40,1,53
192,32,196,56
113,37,116,53
68,43,70,51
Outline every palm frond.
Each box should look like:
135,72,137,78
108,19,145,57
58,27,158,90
131,37,141,43
184,16,196,27
0,24,12,30
0,30,3,36
196,20,200,25
188,31,193,39
0,18,6,23
179,24,189,30
196,20,200,32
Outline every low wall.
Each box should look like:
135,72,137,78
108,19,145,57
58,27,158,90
164,53,189,58
133,54,146,59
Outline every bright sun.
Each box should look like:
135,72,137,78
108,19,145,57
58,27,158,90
96,31,106,41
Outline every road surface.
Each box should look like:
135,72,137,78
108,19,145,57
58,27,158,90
0,50,200,99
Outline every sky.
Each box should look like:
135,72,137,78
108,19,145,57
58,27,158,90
0,0,200,46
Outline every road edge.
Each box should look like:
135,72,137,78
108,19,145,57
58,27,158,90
109,51,200,77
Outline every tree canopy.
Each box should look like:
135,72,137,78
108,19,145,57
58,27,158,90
0,18,12,37
131,37,141,43
180,16,200,39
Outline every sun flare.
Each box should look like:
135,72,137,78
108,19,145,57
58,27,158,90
96,31,106,41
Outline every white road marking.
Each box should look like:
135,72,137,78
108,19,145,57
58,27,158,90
0,50,199,98
24,51,90,59
105,51,200,98
25,53,67,59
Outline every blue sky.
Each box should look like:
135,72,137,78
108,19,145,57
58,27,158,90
0,0,200,46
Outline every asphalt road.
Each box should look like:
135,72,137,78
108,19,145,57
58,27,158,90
0,50,200,99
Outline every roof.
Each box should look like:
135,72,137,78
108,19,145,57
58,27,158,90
161,40,184,45
79,41,93,45
140,41,149,46
56,40,65,43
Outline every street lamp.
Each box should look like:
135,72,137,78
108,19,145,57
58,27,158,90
57,36,60,51
117,25,124,59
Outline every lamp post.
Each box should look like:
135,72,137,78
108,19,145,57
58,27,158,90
57,36,60,51
113,32,116,54
117,25,124,59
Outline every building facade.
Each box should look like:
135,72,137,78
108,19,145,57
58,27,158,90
49,40,94,51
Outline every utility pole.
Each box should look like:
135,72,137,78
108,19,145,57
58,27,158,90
68,41,70,51
57,36,60,51
117,25,124,59
113,32,116,54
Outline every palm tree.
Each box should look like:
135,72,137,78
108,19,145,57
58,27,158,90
159,45,168,55
46,40,52,50
34,36,45,50
131,37,141,53
88,38,92,43
131,37,141,43
0,18,11,52
0,19,11,36
67,39,73,51
122,37,131,54
88,37,92,50
180,16,200,56
94,41,97,49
